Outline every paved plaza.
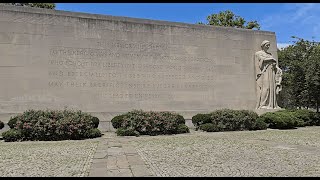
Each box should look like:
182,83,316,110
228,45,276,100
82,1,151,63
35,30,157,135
1,126,320,177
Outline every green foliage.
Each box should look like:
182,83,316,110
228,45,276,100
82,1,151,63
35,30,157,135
116,127,140,136
192,109,261,132
2,3,55,9
176,124,190,134
252,119,268,130
278,37,320,112
258,111,305,129
199,123,222,132
113,110,188,136
111,114,126,129
278,109,320,126
91,116,100,128
2,129,23,142
210,109,259,131
176,114,186,124
0,121,4,129
2,109,101,141
311,113,320,126
8,116,19,129
191,114,211,129
84,128,102,138
198,10,260,30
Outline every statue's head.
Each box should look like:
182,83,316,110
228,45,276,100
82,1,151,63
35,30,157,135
261,40,270,52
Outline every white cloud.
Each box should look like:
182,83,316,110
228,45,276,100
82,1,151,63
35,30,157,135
261,3,320,42
277,43,291,49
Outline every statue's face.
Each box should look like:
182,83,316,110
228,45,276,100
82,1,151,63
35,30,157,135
263,43,270,51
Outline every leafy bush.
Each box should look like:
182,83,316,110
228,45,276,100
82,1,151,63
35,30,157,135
113,110,189,136
84,128,102,138
0,121,4,129
91,116,100,128
210,109,258,131
8,116,19,129
310,112,320,126
177,124,190,134
111,114,126,129
2,129,23,142
278,109,320,126
252,119,268,130
258,111,304,129
176,115,186,124
199,123,222,132
191,114,211,129
2,109,101,141
192,109,262,132
116,127,140,136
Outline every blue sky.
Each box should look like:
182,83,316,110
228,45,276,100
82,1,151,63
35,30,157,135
56,3,320,49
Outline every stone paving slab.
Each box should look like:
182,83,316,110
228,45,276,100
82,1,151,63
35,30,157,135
88,127,320,177
88,134,154,177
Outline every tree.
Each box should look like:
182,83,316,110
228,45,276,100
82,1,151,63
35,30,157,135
2,3,55,9
198,10,260,30
278,36,320,112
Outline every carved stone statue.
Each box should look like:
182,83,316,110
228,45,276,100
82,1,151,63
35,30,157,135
255,40,282,109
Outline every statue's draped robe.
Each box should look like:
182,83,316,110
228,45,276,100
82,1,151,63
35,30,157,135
255,50,281,109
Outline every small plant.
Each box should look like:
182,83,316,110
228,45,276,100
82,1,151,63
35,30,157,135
8,116,19,129
0,121,4,129
84,128,102,138
191,114,211,129
176,124,190,134
111,114,126,129
199,123,222,132
2,129,23,142
116,127,140,136
252,119,268,130
91,116,100,128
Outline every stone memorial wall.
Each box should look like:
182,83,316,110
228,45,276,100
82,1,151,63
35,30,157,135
0,5,278,131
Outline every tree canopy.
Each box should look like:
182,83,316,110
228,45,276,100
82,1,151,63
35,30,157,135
198,10,260,30
278,36,320,112
2,3,55,9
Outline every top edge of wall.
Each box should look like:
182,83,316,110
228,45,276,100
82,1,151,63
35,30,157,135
0,4,275,35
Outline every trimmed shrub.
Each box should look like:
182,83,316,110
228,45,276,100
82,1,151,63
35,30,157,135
8,116,19,129
2,109,101,141
91,116,100,128
84,128,102,138
0,121,4,129
116,127,140,136
113,110,189,136
111,114,126,129
210,109,259,131
176,115,186,125
191,114,211,129
310,112,320,126
199,123,222,132
177,124,190,134
192,109,261,132
252,119,268,130
258,111,304,129
278,109,320,126
2,129,23,142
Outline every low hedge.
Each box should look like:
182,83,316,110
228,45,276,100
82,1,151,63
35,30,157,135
2,109,101,142
258,111,305,129
192,109,267,132
0,120,4,129
278,109,320,126
111,110,189,136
